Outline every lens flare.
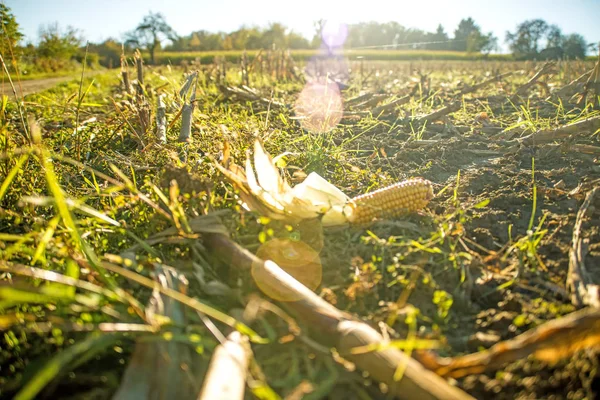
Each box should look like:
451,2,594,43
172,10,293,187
252,238,322,302
321,20,348,49
294,79,343,134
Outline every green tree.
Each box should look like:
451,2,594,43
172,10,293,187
37,23,82,59
453,18,478,51
169,36,191,51
344,21,425,49
204,32,225,50
562,34,587,59
228,28,248,50
505,19,549,58
402,27,428,48
125,12,178,64
89,38,122,67
287,31,309,49
506,19,586,60
428,24,449,50
189,32,201,49
0,4,24,58
452,18,496,53
261,23,287,49
222,35,233,50
481,33,499,54
538,24,564,59
245,28,263,49
467,31,498,54
546,24,563,48
311,19,325,48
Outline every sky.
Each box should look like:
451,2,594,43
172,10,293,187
5,0,600,53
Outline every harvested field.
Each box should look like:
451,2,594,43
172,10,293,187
1,55,600,399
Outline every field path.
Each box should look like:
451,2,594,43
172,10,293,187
0,71,103,98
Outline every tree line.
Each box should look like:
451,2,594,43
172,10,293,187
117,13,597,63
0,5,596,73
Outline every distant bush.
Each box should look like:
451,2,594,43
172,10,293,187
36,23,82,60
16,23,99,74
88,39,123,68
73,51,99,67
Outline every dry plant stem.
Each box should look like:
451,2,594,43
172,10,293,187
356,94,388,109
568,144,600,155
406,140,439,148
221,58,227,83
74,43,89,161
460,71,514,95
179,75,197,143
552,70,592,99
179,71,198,99
519,115,600,146
179,103,194,143
121,70,131,94
198,331,251,400
203,233,474,400
418,102,461,123
247,49,263,73
120,55,131,94
219,85,286,108
566,187,600,308
428,125,470,133
346,93,374,107
241,51,249,86
510,62,555,102
137,105,150,139
585,57,600,108
219,85,258,102
156,94,167,144
135,53,144,97
372,95,411,116
0,53,28,139
417,307,600,379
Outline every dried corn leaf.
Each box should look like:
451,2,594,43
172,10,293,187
417,307,600,379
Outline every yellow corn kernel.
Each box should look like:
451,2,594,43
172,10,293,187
346,178,433,224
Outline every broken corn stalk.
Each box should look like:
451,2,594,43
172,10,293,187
215,139,433,227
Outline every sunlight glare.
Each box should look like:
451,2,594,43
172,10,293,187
294,79,344,134
252,238,323,301
321,19,348,49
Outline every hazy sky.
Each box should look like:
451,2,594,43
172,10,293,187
5,0,600,53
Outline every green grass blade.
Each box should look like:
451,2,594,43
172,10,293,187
0,262,133,305
0,233,33,243
39,149,115,288
101,261,267,344
14,332,120,400
31,216,61,265
528,157,536,231
0,285,70,310
0,154,29,202
21,196,120,227
473,199,490,209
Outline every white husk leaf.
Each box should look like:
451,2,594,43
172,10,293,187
253,140,290,199
218,139,351,226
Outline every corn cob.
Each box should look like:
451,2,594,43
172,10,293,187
346,178,433,225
